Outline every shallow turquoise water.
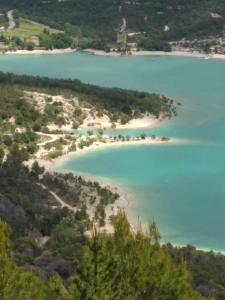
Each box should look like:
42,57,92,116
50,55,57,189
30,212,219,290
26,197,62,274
57,143,225,250
1,53,225,250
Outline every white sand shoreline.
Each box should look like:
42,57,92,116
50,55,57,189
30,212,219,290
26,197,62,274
83,48,225,60
3,48,77,55
35,137,179,173
43,136,183,171
79,115,162,130
1,47,225,60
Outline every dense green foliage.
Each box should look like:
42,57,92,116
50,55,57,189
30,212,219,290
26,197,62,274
0,149,121,277
0,152,85,276
0,85,43,128
1,0,225,51
0,72,175,127
165,244,225,299
66,213,208,300
0,211,209,299
0,221,48,300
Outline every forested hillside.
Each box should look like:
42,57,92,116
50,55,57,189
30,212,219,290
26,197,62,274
1,0,225,52
0,200,210,300
0,72,175,129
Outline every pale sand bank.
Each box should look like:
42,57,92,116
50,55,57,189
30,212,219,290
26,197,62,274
3,48,77,55
33,136,187,174
83,49,225,60
79,114,161,130
2,48,225,60
50,137,184,169
116,116,161,129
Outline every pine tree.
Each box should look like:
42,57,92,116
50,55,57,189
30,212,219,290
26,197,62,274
0,214,211,300
0,221,48,300
68,227,117,299
68,212,211,300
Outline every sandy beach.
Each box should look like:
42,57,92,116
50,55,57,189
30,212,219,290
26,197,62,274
83,48,225,60
2,47,225,60
115,116,161,129
36,136,182,172
79,114,162,130
3,48,77,55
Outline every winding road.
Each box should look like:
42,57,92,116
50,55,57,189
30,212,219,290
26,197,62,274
7,10,16,30
120,17,127,32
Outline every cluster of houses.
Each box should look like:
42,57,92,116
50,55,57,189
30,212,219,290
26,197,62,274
171,36,225,55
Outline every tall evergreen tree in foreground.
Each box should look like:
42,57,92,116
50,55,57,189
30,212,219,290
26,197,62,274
68,212,210,300
0,213,210,299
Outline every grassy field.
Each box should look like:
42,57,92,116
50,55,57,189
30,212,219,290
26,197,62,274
5,18,62,39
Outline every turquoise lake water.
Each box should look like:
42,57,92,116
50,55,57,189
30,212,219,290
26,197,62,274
1,52,225,251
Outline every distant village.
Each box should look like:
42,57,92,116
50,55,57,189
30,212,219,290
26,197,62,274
0,9,225,56
115,26,225,55
111,15,225,55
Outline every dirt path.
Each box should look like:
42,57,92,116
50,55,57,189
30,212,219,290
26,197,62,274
120,17,127,32
36,132,61,146
7,10,16,30
39,183,77,213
